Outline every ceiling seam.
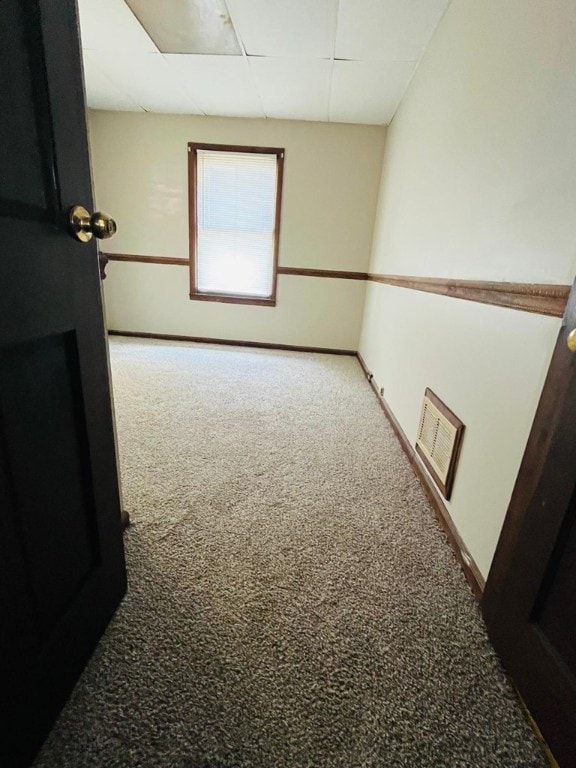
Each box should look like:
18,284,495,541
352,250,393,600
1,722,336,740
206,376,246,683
327,0,340,122
223,0,267,119
160,53,206,116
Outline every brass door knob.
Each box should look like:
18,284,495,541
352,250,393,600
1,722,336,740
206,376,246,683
567,329,576,352
69,205,117,243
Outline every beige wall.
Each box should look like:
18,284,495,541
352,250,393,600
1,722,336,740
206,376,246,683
359,0,576,577
89,111,385,349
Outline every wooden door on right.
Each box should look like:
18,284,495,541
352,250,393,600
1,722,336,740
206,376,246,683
483,278,576,767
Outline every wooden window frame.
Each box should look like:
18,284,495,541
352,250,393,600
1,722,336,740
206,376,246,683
188,142,284,306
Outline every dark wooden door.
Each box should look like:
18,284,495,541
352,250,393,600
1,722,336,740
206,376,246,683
483,279,576,767
0,1,127,766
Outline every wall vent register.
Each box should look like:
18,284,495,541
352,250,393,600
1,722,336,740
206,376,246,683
415,388,465,500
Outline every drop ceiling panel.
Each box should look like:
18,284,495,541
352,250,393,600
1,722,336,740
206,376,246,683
82,50,143,111
77,0,157,53
335,0,449,62
124,0,241,55
164,56,264,118
330,60,415,124
92,52,203,114
249,58,331,121
226,0,338,58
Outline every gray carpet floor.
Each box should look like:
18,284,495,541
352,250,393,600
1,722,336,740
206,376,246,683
34,337,547,768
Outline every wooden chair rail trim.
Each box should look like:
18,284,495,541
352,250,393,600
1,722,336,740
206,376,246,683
278,266,368,280
357,353,485,600
102,254,570,317
102,254,368,280
104,253,190,266
367,274,570,318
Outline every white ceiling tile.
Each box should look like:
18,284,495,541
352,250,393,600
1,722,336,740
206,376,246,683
77,0,157,53
226,0,338,58
329,60,415,125
91,52,204,114
335,0,449,62
249,58,331,121
77,0,443,123
82,50,144,111
164,55,265,118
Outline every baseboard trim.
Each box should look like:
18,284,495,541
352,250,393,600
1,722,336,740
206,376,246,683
108,330,357,356
357,352,485,600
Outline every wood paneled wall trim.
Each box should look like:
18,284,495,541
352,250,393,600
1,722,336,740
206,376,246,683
108,330,356,356
102,254,368,280
357,353,485,600
102,254,570,317
104,253,190,266
278,266,368,280
367,274,570,318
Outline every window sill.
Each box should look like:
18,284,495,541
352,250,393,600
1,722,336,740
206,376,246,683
189,292,276,307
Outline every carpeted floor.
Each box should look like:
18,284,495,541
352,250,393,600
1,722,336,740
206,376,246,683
34,337,547,768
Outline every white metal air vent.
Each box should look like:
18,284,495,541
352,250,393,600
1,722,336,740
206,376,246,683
415,389,464,500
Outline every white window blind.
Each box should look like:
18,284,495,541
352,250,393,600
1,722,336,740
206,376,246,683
195,149,278,298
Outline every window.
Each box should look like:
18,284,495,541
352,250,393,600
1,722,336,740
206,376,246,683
188,143,284,306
